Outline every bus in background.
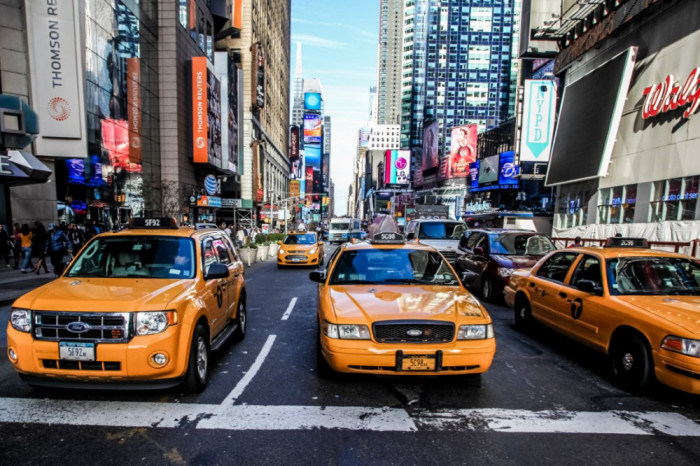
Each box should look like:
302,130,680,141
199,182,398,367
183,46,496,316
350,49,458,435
328,217,362,244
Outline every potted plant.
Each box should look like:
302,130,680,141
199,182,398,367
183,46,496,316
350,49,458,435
255,233,269,261
239,238,258,266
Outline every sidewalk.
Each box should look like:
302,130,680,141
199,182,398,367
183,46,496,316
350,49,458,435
0,266,56,306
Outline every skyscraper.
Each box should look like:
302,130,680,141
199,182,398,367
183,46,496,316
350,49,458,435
377,0,404,125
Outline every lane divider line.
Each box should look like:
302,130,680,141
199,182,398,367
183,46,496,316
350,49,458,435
220,334,276,406
281,297,297,321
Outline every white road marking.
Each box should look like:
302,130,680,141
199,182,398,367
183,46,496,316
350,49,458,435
220,334,276,406
0,396,697,435
281,297,297,321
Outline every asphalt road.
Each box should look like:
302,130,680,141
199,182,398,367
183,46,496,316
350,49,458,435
0,245,699,465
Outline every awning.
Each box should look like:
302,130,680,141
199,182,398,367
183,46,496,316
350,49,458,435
0,150,52,186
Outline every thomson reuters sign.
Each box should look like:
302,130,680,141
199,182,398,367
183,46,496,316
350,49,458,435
192,57,208,163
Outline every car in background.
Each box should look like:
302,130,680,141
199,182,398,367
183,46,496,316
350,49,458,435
454,229,556,302
277,231,325,268
309,215,495,376
404,219,467,263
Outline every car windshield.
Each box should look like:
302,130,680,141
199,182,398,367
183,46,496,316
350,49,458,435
607,257,700,295
490,233,556,256
418,222,466,239
330,249,460,286
331,222,350,230
65,236,196,279
284,233,316,245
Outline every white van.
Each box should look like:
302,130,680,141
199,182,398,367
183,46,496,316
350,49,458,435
405,219,467,263
328,218,362,244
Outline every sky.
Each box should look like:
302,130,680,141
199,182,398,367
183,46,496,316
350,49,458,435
290,0,380,216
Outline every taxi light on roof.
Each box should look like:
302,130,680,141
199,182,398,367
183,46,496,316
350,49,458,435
604,237,649,248
130,217,179,229
368,214,405,244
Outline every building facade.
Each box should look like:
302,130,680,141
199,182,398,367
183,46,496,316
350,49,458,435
377,0,404,125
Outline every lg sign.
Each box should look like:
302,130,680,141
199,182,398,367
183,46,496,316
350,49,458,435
642,67,700,120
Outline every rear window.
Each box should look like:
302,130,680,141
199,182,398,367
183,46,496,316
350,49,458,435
418,222,466,240
489,234,555,256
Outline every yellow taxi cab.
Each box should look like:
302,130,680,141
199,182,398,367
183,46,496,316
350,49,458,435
7,217,247,392
277,229,325,268
504,237,700,394
309,215,495,376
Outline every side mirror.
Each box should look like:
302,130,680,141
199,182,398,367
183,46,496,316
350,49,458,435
460,271,479,286
576,279,603,296
406,232,415,240
205,263,229,280
309,271,326,283
318,241,324,245
277,240,282,245
474,247,485,256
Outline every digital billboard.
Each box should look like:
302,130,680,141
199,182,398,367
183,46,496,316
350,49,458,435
422,120,439,172
478,154,500,185
469,160,480,189
448,124,477,178
304,92,322,110
303,114,322,144
191,56,208,163
360,128,371,148
520,80,557,163
498,151,518,186
383,150,411,185
305,144,322,167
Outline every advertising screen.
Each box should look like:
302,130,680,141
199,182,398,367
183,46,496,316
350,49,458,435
478,154,499,185
303,114,322,144
304,92,322,110
360,128,371,148
383,150,411,185
498,151,518,186
469,160,480,189
305,144,322,167
227,51,239,173
449,124,476,178
422,120,439,172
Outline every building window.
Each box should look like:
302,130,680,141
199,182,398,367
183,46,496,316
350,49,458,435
598,184,637,224
649,176,699,222
178,0,188,29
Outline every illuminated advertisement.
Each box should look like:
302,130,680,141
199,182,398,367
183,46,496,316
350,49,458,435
520,80,557,162
478,154,499,185
305,144,322,167
101,119,141,173
304,92,322,110
207,64,222,168
448,124,476,178
289,125,299,159
252,43,265,110
498,151,518,186
422,120,439,172
191,56,208,163
126,58,142,163
469,160,480,189
384,150,411,185
304,114,322,144
360,128,371,148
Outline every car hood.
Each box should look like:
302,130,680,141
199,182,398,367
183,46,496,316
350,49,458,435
13,278,194,312
417,239,460,250
328,285,486,323
616,295,700,336
281,244,316,252
491,254,542,269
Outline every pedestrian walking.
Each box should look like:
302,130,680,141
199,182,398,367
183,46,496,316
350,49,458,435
0,224,11,267
12,223,21,269
31,221,50,274
46,223,72,276
68,223,85,253
236,226,246,248
19,223,33,272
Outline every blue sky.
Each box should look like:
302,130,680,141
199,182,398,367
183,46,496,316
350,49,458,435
291,0,379,216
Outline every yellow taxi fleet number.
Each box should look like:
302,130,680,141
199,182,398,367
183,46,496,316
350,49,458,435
145,219,161,227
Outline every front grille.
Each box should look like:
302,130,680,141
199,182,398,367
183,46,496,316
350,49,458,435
373,320,455,343
440,250,456,262
286,255,308,261
42,359,122,371
34,312,131,343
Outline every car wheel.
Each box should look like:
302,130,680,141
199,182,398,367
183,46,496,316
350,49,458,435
610,332,653,391
233,295,247,341
182,324,210,393
514,297,533,331
481,276,493,302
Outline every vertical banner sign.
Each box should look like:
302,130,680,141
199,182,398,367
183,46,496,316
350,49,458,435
448,124,476,178
384,150,411,185
227,51,239,173
251,43,265,110
192,56,208,163
232,0,243,29
289,125,299,158
520,80,557,162
126,58,142,163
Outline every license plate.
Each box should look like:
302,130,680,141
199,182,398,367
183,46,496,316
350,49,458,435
401,355,435,371
59,342,95,361
292,258,303,262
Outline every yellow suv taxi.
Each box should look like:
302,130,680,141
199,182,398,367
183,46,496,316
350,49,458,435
504,237,700,394
7,218,247,392
309,216,495,375
277,231,325,268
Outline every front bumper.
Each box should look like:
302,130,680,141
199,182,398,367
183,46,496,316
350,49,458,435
653,349,700,394
277,254,319,266
320,337,496,375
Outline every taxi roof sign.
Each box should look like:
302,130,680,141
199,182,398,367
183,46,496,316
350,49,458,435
369,214,405,244
604,237,649,248
130,217,179,229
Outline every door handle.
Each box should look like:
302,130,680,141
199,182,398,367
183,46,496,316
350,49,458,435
528,282,535,288
558,291,567,299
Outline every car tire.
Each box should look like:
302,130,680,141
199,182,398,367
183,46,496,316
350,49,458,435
233,295,247,341
481,275,494,302
182,324,210,393
514,297,533,331
610,332,653,391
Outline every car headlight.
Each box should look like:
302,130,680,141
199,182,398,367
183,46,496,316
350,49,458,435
497,267,512,278
457,324,494,340
135,311,177,336
278,248,286,255
309,247,318,255
10,309,32,333
661,335,700,358
322,322,370,340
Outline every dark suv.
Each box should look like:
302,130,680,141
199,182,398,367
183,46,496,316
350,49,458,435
454,229,556,302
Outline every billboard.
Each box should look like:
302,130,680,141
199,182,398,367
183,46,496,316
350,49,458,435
448,124,477,178
305,144,322,167
383,150,411,185
469,160,480,189
498,151,518,186
215,50,240,174
478,154,500,185
520,80,557,162
252,43,265,110
422,120,439,172
360,128,371,148
126,58,142,163
304,92,322,110
304,114,322,144
191,56,208,163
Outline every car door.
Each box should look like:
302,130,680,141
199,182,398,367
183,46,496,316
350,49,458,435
455,231,481,274
530,251,579,331
201,236,229,336
221,234,245,314
212,235,241,322
559,254,608,350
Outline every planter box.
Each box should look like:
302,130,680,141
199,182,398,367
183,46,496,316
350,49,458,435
257,244,270,261
268,243,278,257
240,248,257,266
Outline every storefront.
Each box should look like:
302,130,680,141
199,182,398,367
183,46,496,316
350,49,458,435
549,0,700,243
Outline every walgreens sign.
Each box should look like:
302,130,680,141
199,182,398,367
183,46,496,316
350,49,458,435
642,67,700,119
